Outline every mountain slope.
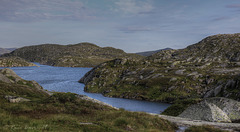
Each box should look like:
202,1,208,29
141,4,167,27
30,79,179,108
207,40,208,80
150,33,240,62
79,33,240,104
4,43,143,67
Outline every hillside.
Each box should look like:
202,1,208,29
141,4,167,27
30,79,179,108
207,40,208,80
0,57,36,67
3,43,143,67
79,33,240,114
0,68,177,131
136,48,172,56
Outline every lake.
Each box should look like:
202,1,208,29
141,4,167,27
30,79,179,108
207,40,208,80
8,63,171,114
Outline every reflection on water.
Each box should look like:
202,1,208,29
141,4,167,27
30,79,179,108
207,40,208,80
8,63,170,114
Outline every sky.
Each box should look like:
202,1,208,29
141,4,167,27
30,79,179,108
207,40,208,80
0,0,240,53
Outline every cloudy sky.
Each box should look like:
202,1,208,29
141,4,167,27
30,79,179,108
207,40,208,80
0,0,240,52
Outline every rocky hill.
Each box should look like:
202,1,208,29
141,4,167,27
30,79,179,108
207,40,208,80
0,57,36,67
0,68,49,99
3,43,142,67
136,48,172,56
150,33,240,63
79,33,240,106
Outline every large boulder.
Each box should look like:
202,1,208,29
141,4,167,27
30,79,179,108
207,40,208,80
178,97,240,123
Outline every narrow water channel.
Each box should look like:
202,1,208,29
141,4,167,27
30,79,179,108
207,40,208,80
8,63,171,114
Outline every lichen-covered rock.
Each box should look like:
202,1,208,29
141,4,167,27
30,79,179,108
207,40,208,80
178,97,240,122
0,68,23,83
5,95,30,103
0,57,36,67
205,97,240,122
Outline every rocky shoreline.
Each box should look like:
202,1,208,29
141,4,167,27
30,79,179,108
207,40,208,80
76,94,119,110
0,57,36,67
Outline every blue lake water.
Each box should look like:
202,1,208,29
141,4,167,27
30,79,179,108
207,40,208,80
7,63,170,114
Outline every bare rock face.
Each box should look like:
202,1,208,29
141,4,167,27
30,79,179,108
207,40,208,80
178,97,240,123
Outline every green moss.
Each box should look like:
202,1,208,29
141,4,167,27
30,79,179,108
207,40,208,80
6,76,15,81
161,98,202,116
49,92,77,104
0,87,177,131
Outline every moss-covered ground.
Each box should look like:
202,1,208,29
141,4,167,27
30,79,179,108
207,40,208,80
0,81,177,132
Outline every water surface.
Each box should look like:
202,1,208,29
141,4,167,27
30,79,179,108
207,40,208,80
8,64,170,114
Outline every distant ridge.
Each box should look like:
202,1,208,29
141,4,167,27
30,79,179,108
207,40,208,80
136,48,172,56
3,42,142,67
0,48,16,55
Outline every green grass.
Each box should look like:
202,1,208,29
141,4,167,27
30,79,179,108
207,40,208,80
0,81,177,131
161,98,202,116
185,125,229,132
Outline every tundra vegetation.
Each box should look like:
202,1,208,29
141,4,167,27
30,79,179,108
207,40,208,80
3,43,142,67
0,57,36,67
80,34,240,116
0,68,178,131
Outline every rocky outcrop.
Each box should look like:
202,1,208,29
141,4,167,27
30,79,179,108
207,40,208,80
155,114,240,131
0,68,50,96
204,78,240,101
0,57,36,67
79,33,240,103
178,97,240,123
79,64,101,84
0,68,23,83
3,43,142,67
5,95,30,103
76,95,118,109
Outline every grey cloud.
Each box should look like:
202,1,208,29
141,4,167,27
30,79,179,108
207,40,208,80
226,4,240,8
119,26,153,33
212,16,230,21
114,0,154,16
138,11,155,15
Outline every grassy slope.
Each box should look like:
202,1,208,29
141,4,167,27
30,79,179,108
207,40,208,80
0,80,177,131
185,125,229,132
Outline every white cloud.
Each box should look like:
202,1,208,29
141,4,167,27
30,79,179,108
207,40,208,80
114,0,154,15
